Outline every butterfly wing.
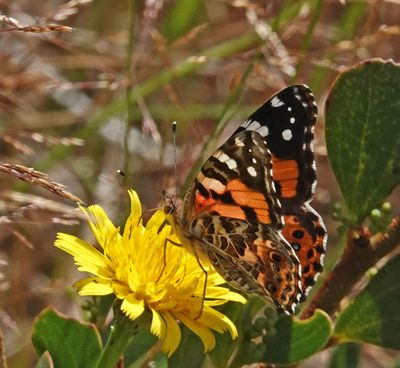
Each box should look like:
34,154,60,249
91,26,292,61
233,84,327,295
199,218,302,313
182,130,283,228
178,85,326,311
281,205,327,299
234,84,318,206
181,130,302,313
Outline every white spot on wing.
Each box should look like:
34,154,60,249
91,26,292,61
242,119,251,128
202,178,225,194
252,158,257,164
226,158,237,169
247,166,257,177
216,152,238,169
217,153,230,163
257,125,269,137
234,137,245,146
290,117,295,124
271,96,284,107
288,107,292,111
247,120,261,130
282,129,292,141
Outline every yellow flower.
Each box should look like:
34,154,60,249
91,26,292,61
54,190,246,356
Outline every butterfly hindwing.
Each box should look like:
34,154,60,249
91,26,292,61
281,204,327,299
190,215,302,313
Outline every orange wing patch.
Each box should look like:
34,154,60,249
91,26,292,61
272,156,299,199
194,177,272,224
227,179,271,223
282,212,325,295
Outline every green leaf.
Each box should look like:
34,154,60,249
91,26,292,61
32,307,102,368
262,309,332,364
329,343,361,368
334,254,400,350
325,59,400,221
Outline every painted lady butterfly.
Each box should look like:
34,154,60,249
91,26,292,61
165,85,327,314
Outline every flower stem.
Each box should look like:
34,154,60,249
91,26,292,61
95,305,151,368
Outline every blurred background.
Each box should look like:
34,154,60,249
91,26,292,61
0,0,399,366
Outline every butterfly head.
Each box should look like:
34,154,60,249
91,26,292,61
161,190,175,214
161,190,184,218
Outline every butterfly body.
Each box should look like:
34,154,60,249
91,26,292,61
165,85,327,314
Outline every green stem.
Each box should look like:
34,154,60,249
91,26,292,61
96,320,135,368
95,306,151,368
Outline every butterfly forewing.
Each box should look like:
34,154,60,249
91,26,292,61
182,130,283,228
234,84,318,207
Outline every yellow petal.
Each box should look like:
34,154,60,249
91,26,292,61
178,312,216,352
200,307,238,338
84,204,121,251
74,277,114,295
54,233,114,278
205,288,247,304
161,311,181,357
121,295,145,321
128,190,142,225
123,190,144,252
150,308,166,339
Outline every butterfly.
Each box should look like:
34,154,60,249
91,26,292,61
165,85,327,314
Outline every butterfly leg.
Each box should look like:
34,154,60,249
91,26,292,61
136,208,159,227
155,237,182,283
193,250,208,319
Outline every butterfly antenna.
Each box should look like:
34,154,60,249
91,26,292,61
172,121,178,201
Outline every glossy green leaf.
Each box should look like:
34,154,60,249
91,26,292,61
329,343,361,368
325,59,400,221
334,255,400,350
262,309,332,364
32,307,102,368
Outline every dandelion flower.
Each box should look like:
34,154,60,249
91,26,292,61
55,190,246,356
